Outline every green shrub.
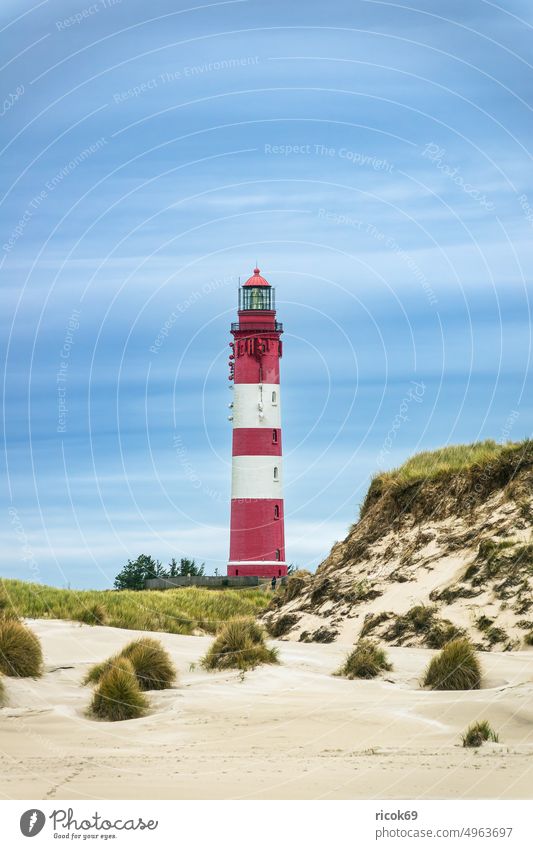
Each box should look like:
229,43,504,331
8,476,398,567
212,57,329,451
90,658,148,721
201,617,278,671
462,720,499,747
423,638,481,691
121,638,176,690
84,638,176,691
335,639,392,680
523,631,533,646
0,620,43,677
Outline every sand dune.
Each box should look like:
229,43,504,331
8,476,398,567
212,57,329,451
1,619,532,800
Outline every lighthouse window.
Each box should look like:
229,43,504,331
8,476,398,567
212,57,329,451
272,429,278,444
241,286,273,311
271,390,277,405
273,466,279,480
274,504,279,519
275,549,281,561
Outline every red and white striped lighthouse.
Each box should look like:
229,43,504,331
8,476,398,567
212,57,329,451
227,268,287,578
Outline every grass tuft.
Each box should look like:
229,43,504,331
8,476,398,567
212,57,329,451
84,638,176,691
335,639,392,679
75,603,108,626
462,720,499,747
0,674,5,707
201,617,278,671
121,638,176,690
0,620,43,678
83,657,115,686
423,637,481,691
90,657,148,721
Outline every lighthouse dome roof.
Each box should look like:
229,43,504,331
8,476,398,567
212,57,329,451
243,267,270,287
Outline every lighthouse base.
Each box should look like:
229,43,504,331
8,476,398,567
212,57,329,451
227,561,288,578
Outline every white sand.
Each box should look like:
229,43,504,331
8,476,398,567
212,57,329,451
1,619,532,800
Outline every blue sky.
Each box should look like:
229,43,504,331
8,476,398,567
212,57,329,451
1,0,532,588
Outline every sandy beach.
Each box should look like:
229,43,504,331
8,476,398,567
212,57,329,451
1,619,532,800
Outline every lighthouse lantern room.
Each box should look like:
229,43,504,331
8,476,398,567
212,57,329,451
227,268,287,578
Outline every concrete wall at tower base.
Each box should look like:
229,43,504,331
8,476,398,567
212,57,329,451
227,562,288,578
145,575,268,590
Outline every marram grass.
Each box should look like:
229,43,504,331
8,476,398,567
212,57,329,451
335,639,392,679
462,720,499,748
0,619,43,678
1,578,269,636
423,637,481,691
201,617,279,671
90,657,148,722
83,657,115,686
122,638,176,690
374,439,531,487
0,584,19,622
84,637,176,691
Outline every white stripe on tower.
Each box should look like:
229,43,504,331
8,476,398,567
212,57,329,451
231,383,281,429
231,456,283,499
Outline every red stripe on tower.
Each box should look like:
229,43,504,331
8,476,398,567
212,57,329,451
227,268,287,578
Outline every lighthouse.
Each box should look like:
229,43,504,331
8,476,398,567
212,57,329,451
227,268,287,578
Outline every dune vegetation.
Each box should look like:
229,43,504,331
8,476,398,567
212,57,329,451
423,638,482,691
335,639,392,679
84,637,176,691
90,657,149,722
202,617,279,671
0,619,43,678
1,578,270,636
462,720,499,748
373,439,532,488
0,674,5,707
362,439,533,520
